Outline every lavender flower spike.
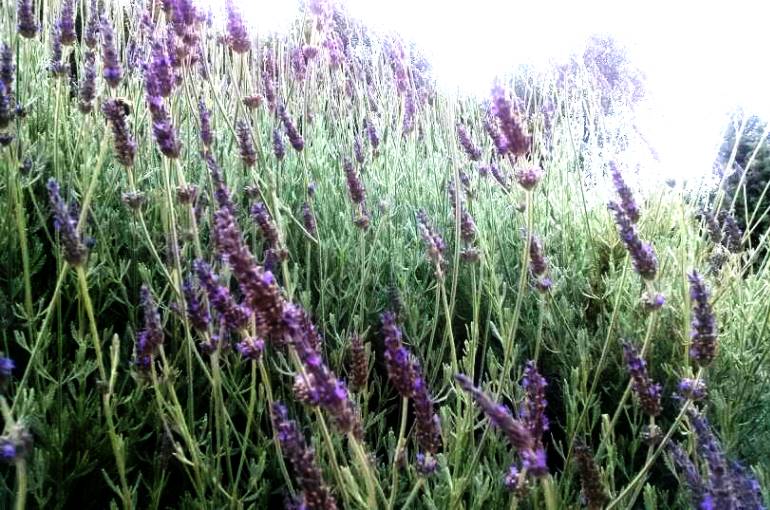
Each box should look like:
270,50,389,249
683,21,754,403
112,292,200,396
416,210,446,278
47,179,87,266
236,120,257,167
1,44,14,90
58,0,77,46
412,363,442,455
343,159,366,205
225,0,251,53
608,201,658,280
102,99,137,167
100,16,123,88
688,271,718,367
194,259,251,333
79,51,97,113
622,342,662,416
456,122,482,161
491,85,531,157
610,162,640,223
271,402,338,510
278,104,304,151
182,278,210,332
198,98,213,149
17,0,39,39
455,373,535,453
84,0,100,49
381,311,417,398
135,285,164,370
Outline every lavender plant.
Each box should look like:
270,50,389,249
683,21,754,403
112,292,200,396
0,2,767,509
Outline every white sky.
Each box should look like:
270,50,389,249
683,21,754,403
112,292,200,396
205,0,770,184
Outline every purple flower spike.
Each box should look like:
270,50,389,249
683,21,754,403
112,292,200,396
688,271,718,367
58,0,77,45
47,179,87,266
148,39,175,98
457,122,482,161
284,305,358,434
251,202,280,251
135,285,164,370
182,278,210,332
622,342,662,417
343,159,366,205
84,0,100,49
412,368,442,455
515,166,543,191
491,85,531,157
236,337,265,362
198,98,213,149
236,120,257,167
381,311,416,398
574,442,610,509
678,378,707,401
100,16,122,88
278,104,304,151
608,201,658,280
687,407,737,509
349,333,367,390
455,374,534,452
194,259,251,333
610,162,640,223
272,128,285,161
49,25,66,76
365,118,379,150
17,0,39,39
301,202,317,236
225,0,250,53
78,51,97,113
416,210,446,278
146,96,182,159
1,44,14,90
271,402,338,510
519,361,549,444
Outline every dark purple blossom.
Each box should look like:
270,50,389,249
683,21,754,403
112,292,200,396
349,333,367,390
183,278,210,332
49,26,66,76
689,271,718,367
457,122,482,161
17,0,38,39
416,210,446,278
365,118,379,150
272,128,285,161
719,211,743,253
688,407,737,509
236,120,257,167
412,366,442,455
278,104,304,151
146,95,182,159
642,291,665,311
301,202,317,236
212,205,287,342
678,378,707,401
354,134,365,164
483,116,508,155
0,356,14,390
284,304,358,433
519,361,549,444
455,373,536,454
251,201,280,250
622,342,662,416
84,0,100,48
609,201,658,280
574,442,609,509
0,82,14,128
198,98,213,149
58,0,76,45
236,337,265,362
225,0,250,53
194,259,251,333
669,441,708,509
381,311,416,398
491,85,531,157
343,159,366,205
47,178,87,266
78,51,97,113
100,16,122,88
610,162,640,223
271,402,338,510
135,285,164,370
1,44,15,90
515,166,543,190
148,39,175,98
0,425,32,464
402,89,416,135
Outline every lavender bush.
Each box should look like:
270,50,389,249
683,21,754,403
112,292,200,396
0,1,767,509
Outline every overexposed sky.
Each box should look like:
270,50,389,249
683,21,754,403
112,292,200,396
205,0,770,182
